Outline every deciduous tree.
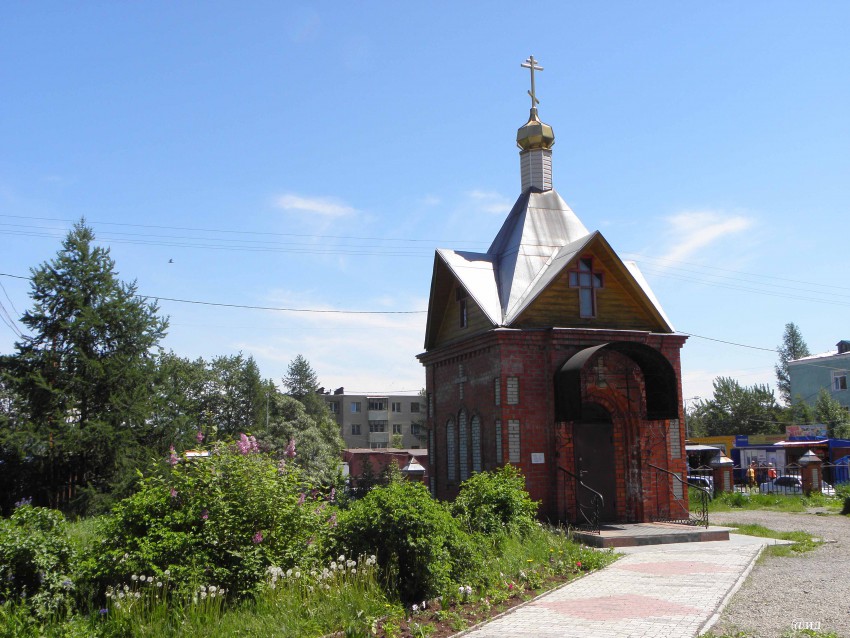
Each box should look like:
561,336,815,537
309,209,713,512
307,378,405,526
690,377,781,436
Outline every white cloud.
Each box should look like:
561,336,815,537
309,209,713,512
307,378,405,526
275,193,357,218
233,290,428,395
659,211,754,264
467,190,512,215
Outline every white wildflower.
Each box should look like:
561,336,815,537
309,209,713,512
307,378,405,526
131,574,138,581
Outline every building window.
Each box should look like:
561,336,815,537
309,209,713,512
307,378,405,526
506,377,519,405
457,288,468,328
410,401,420,413
391,401,403,413
494,378,501,406
446,418,457,482
351,402,361,413
568,256,604,318
351,423,361,435
370,442,388,449
459,411,469,481
392,423,403,435
368,398,387,411
471,415,481,474
668,419,681,459
508,420,520,464
672,474,684,500
495,419,502,467
369,420,387,433
328,401,339,414
833,371,848,391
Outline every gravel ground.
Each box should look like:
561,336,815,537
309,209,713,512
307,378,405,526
708,509,850,638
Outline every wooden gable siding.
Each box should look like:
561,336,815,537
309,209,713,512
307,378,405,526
512,247,667,332
434,283,494,347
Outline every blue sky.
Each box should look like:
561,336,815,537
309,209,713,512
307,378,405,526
1,2,849,403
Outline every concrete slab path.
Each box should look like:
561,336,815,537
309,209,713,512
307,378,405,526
458,535,780,638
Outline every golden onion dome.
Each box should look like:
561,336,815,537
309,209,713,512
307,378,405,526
516,107,555,151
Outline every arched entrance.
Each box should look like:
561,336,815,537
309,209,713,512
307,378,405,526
574,403,618,522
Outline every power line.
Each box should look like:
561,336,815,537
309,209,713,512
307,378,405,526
0,214,489,247
2,271,846,365
141,295,426,315
680,332,777,353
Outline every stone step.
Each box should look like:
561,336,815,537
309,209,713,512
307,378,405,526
572,523,732,548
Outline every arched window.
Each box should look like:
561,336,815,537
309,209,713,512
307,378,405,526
458,410,469,481
446,418,457,482
471,415,482,474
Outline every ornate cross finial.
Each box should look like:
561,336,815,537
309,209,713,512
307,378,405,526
521,55,544,108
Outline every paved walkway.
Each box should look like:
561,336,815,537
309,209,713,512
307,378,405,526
460,535,777,638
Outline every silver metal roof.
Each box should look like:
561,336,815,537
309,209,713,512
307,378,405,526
488,189,589,318
434,187,673,331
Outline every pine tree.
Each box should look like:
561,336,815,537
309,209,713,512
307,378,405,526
775,322,810,406
282,354,319,400
1,221,167,512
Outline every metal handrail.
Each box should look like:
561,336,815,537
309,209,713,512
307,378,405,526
648,463,709,528
559,466,603,534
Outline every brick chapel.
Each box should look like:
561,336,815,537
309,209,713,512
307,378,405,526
417,57,689,524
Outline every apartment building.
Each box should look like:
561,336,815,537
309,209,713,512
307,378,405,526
323,389,426,449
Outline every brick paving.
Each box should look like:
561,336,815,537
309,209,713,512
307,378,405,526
458,536,770,638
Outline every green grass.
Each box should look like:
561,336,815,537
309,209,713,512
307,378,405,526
726,523,820,557
704,490,841,513
703,630,842,638
1,525,615,638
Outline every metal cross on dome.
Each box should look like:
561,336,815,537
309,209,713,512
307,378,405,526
521,55,544,108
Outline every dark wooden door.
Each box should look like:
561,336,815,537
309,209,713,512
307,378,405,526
574,421,618,522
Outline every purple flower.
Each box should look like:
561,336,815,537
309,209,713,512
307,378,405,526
328,513,337,528
168,446,179,467
277,458,286,473
285,438,296,458
329,487,336,502
252,531,263,544
237,433,260,455
170,487,178,498
201,509,209,521
99,608,108,616
298,493,306,506
196,430,205,443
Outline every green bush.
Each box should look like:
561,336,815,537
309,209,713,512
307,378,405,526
333,478,478,603
87,445,335,598
0,505,77,620
450,465,539,537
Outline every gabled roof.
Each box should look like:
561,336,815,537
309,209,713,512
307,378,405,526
488,189,589,318
424,187,675,348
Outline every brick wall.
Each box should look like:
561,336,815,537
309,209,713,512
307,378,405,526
419,328,688,523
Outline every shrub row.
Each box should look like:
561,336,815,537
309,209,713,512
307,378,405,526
1,449,541,619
